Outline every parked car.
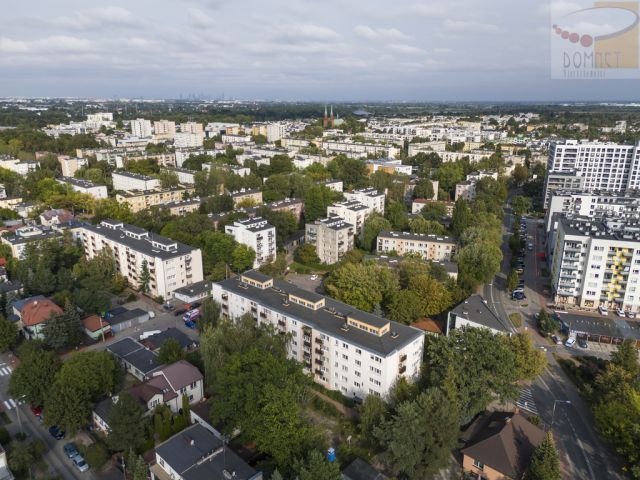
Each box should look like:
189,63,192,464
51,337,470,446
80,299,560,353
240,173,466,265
30,404,42,417
598,305,608,315
183,308,201,322
191,302,201,309
565,336,576,347
627,311,636,319
173,308,186,317
72,455,89,473
512,292,526,300
48,426,65,440
516,267,524,274
310,274,318,280
184,320,197,329
552,335,563,345
63,443,79,459
578,338,588,349
162,304,175,312
527,243,534,251
616,308,626,317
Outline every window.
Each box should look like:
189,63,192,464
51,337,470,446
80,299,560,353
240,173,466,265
355,360,361,366
473,459,484,470
355,348,361,355
370,366,381,375
342,354,348,360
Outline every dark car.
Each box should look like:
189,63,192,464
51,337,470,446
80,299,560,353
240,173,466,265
162,304,175,312
63,443,79,459
184,320,197,329
191,302,201,309
49,426,65,440
578,338,588,349
173,308,186,317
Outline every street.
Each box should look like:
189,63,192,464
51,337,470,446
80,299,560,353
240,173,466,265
490,212,627,480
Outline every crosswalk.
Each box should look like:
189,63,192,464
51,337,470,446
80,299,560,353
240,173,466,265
0,366,12,376
517,387,539,416
2,398,22,410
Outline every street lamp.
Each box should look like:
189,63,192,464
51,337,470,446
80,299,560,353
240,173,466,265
551,399,572,427
15,394,26,433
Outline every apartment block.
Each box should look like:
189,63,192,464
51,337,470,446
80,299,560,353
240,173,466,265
377,231,457,261
321,141,400,159
225,217,276,267
153,120,176,140
112,171,160,191
1,225,62,259
327,200,372,236
212,270,425,399
180,122,204,135
343,187,385,215
543,140,640,207
75,220,204,300
230,188,263,207
454,170,499,202
131,118,153,138
550,215,640,313
0,157,39,176
57,176,108,199
305,216,354,264
57,156,88,177
115,186,196,213
365,159,413,176
174,132,204,149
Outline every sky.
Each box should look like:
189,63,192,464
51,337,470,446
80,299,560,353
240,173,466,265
1,0,639,102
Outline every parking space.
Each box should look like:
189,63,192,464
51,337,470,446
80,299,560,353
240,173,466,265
285,273,324,293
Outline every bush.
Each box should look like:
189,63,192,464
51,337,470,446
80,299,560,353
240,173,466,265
0,427,9,445
85,442,109,469
126,293,137,303
509,313,522,328
154,296,164,304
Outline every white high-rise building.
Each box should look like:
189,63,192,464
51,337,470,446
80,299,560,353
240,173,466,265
180,122,204,135
131,118,153,138
266,123,285,143
326,201,372,237
154,120,176,139
225,217,276,267
174,133,204,149
343,188,386,215
543,140,640,207
212,270,425,400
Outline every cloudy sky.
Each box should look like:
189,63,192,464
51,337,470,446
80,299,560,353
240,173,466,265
0,0,638,101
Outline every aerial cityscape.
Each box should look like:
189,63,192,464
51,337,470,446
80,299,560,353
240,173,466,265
0,2,639,480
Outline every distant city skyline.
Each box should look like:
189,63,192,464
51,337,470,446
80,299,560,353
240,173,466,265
2,0,639,101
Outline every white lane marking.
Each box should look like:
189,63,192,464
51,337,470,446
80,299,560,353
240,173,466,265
8,399,16,408
3,400,11,410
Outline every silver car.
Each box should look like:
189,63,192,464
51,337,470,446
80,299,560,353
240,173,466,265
72,455,89,473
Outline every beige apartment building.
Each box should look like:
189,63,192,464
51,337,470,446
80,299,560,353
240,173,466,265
116,186,195,213
305,216,354,264
377,231,457,261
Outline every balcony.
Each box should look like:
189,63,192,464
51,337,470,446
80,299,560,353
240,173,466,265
314,359,324,366
315,348,323,355
399,365,407,374
400,354,407,362
314,368,323,376
314,338,323,345
278,320,286,327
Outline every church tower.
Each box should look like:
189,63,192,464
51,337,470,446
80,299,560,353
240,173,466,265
330,105,335,128
323,105,328,128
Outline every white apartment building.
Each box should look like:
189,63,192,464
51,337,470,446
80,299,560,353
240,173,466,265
551,216,640,313
543,140,640,207
130,118,153,138
213,270,425,399
221,134,252,145
319,179,344,192
365,159,413,176
180,122,204,135
454,170,499,202
58,156,88,177
57,177,108,199
1,226,62,259
75,220,204,300
0,157,39,176
112,171,160,191
305,216,354,264
266,123,285,143
327,201,372,237
153,120,176,140
321,141,400,159
343,187,385,215
174,132,204,149
377,231,457,261
545,190,640,234
225,217,276,268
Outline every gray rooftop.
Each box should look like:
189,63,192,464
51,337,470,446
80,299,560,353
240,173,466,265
449,295,512,333
107,336,160,374
218,276,423,357
57,176,104,189
173,280,212,298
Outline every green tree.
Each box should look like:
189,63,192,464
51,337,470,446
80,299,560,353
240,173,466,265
293,450,341,480
362,214,392,252
199,298,221,330
106,393,146,453
8,439,45,474
42,300,82,351
303,185,337,223
457,241,502,291
409,216,446,235
327,155,367,188
512,195,533,217
139,260,151,294
423,328,519,423
294,244,320,265
385,201,408,230
0,316,18,352
9,344,61,406
413,178,435,199
359,394,389,440
507,269,520,291
421,202,447,221
527,432,561,480
44,351,118,433
511,164,530,186
324,262,398,312
157,338,186,364
388,289,423,324
158,170,180,189
407,274,453,317
537,310,556,337
451,198,472,237
503,333,547,380
610,338,640,377
375,387,459,479
231,244,256,272
84,443,109,469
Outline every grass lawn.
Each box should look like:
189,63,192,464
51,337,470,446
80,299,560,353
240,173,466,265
509,312,523,328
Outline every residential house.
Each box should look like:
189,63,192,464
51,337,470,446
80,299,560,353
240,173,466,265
446,295,513,336
17,298,63,340
82,315,112,341
107,337,160,381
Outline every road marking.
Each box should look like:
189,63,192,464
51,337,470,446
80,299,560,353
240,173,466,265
516,387,539,415
563,411,596,480
0,367,11,376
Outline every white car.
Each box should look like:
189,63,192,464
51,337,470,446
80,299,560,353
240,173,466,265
72,455,89,473
616,308,626,317
598,305,608,316
565,337,576,347
626,311,636,319
310,274,318,281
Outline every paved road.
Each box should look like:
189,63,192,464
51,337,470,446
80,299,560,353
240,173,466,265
494,214,627,480
0,354,94,480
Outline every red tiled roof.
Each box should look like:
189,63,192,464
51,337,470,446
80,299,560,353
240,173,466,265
21,299,63,327
82,315,111,333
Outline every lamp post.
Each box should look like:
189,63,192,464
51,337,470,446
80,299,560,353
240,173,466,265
551,399,572,427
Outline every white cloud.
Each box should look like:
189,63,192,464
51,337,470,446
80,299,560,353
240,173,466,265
387,43,427,55
354,25,410,41
44,7,136,30
0,35,93,54
443,20,500,34
188,8,215,28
